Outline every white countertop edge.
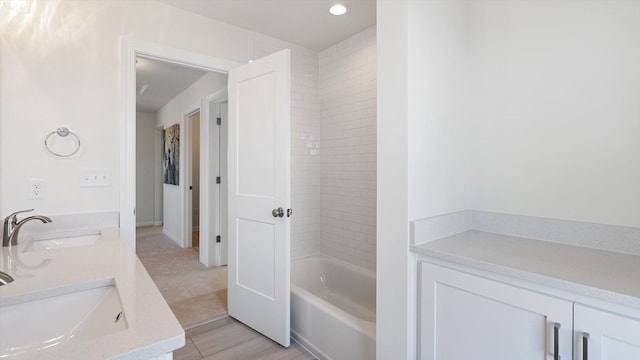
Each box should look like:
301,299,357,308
411,244,640,311
113,333,185,360
0,227,185,359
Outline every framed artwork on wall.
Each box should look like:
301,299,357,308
163,124,180,185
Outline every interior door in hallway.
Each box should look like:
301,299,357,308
227,49,291,347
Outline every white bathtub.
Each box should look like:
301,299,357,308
291,255,376,360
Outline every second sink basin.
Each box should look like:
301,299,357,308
0,283,128,358
24,230,103,252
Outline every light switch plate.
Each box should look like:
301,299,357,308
80,169,112,187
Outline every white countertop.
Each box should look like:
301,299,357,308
412,230,640,310
0,227,185,359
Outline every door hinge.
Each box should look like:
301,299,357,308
216,117,221,126
216,176,221,184
216,235,221,243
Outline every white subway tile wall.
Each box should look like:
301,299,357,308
249,27,376,269
319,27,377,271
249,32,323,259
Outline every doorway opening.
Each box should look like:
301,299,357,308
188,110,200,249
186,109,200,250
134,54,230,327
123,40,294,348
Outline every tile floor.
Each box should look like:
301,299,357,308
136,226,228,327
137,226,315,359
174,317,316,360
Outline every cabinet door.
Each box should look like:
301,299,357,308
574,304,640,360
420,262,573,360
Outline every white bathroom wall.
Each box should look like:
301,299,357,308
249,33,323,259
407,1,471,221
466,0,640,227
136,111,158,227
319,27,377,271
377,0,640,357
0,0,253,219
402,0,640,227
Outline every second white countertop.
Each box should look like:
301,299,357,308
412,230,640,310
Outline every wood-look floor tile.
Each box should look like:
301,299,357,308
257,341,318,360
201,336,279,360
170,289,228,326
192,321,261,356
185,316,233,339
136,226,228,327
173,338,202,360
182,318,317,360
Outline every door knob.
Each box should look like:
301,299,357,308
272,207,284,218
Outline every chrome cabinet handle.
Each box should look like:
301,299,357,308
272,207,284,218
553,322,561,360
583,333,589,360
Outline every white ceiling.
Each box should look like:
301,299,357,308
159,0,377,52
136,57,208,113
137,1,376,113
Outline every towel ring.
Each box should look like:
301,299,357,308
44,127,81,158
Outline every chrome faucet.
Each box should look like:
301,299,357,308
0,271,14,285
2,209,52,247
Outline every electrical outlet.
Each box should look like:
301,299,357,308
28,178,45,200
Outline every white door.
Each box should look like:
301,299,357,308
574,304,640,359
420,262,573,360
227,49,291,347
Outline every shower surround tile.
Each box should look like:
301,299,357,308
249,32,323,260
319,27,377,271
249,27,377,271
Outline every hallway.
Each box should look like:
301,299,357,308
136,226,228,327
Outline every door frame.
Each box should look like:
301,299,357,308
183,105,200,249
200,90,228,266
120,38,240,249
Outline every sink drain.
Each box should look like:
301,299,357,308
115,311,124,323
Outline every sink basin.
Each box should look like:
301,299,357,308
0,284,128,358
24,233,102,252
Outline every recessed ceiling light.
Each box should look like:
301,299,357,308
329,4,347,16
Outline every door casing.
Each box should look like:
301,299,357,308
120,38,240,250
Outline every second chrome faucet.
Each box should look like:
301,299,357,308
2,209,52,247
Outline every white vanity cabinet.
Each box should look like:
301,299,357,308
574,304,640,359
419,262,640,360
419,262,573,360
